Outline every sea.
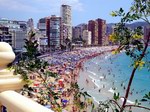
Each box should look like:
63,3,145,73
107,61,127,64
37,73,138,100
80,47,150,110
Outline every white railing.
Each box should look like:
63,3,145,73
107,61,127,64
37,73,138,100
0,91,53,112
0,42,54,112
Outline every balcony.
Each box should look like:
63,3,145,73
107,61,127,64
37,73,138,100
0,42,53,112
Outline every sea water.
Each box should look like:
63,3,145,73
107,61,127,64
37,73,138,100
82,48,150,108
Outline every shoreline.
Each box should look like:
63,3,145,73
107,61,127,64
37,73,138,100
76,48,150,112
23,46,150,112
77,50,114,107
30,46,118,111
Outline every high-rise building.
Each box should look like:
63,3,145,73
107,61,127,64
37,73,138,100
72,26,81,39
82,30,91,45
0,26,12,46
0,18,27,50
27,18,34,30
96,18,107,46
46,15,62,49
61,4,72,42
88,20,98,45
0,18,20,29
72,23,88,40
11,29,27,49
37,18,47,35
88,19,107,46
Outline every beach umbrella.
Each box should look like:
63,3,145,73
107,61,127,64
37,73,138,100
59,78,64,82
58,79,64,87
62,99,68,103
44,105,51,109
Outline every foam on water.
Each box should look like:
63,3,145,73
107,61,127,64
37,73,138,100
99,76,104,79
88,75,100,88
121,98,135,104
92,96,100,104
104,54,112,59
87,70,97,76
108,88,115,94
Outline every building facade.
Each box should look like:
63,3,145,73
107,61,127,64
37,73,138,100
72,26,81,39
46,15,62,49
88,19,107,46
88,20,98,45
82,30,91,45
72,23,88,40
37,18,47,35
0,18,27,50
61,4,72,42
96,18,107,46
27,18,34,30
0,26,12,46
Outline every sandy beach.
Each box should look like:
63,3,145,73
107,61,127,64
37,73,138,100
25,46,120,112
25,46,150,112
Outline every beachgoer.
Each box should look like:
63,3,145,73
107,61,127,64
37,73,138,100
99,89,101,92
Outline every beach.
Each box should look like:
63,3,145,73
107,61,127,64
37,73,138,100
77,48,150,112
40,46,117,111
23,46,150,112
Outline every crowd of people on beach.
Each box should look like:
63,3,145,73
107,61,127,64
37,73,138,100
23,46,116,112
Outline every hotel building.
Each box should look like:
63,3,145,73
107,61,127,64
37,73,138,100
61,4,72,43
0,18,27,50
46,15,62,49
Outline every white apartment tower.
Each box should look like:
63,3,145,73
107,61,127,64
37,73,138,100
61,4,72,42
83,30,91,45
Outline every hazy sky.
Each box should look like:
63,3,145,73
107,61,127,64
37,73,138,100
0,0,133,27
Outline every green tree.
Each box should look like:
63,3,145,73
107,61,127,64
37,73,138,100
98,0,150,112
14,30,60,108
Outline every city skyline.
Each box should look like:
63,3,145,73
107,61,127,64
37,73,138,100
0,0,133,27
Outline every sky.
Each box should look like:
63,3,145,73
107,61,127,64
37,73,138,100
0,0,133,27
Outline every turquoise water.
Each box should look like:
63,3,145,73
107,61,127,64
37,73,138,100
82,48,150,107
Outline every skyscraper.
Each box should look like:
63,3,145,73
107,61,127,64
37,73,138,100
37,18,47,35
96,18,107,46
46,15,62,49
61,4,72,43
88,18,107,46
88,20,98,45
27,18,34,30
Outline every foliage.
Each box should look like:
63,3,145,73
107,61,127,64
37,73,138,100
141,92,150,103
14,30,61,108
24,30,39,59
113,93,120,101
71,82,95,111
98,0,150,112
